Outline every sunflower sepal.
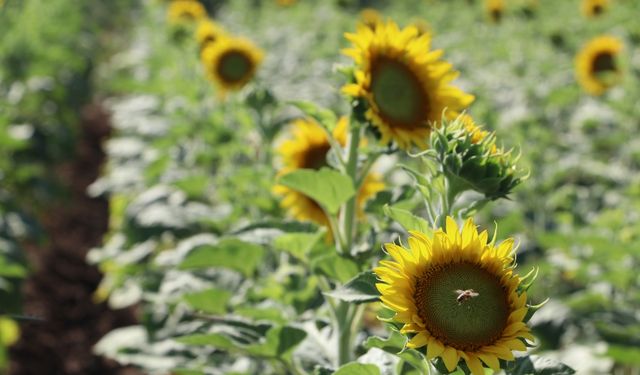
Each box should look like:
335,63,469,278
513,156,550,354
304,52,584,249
523,298,549,324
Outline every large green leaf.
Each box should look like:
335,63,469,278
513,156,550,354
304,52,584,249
506,355,575,375
383,205,432,234
182,288,232,315
324,271,380,304
274,231,325,262
334,363,380,375
278,168,355,214
364,330,428,374
179,238,265,277
311,252,360,283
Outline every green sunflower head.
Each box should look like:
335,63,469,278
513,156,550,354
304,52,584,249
431,115,526,200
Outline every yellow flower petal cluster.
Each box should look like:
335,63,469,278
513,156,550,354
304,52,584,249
575,35,623,95
167,0,207,24
375,217,533,375
202,37,264,94
342,21,474,150
274,117,384,228
459,114,497,154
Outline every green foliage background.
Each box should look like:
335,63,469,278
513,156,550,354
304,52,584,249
1,0,640,373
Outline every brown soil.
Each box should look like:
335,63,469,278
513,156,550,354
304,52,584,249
8,104,140,375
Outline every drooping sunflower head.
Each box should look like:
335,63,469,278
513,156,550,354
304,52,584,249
195,20,226,52
485,0,505,23
582,0,608,17
342,21,474,150
375,217,535,375
167,0,207,24
273,117,384,227
430,115,523,199
359,8,383,30
201,37,263,93
575,35,623,95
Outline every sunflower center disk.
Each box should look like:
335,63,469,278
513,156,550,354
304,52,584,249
415,262,510,351
370,57,428,130
218,51,252,83
592,52,616,74
302,144,331,170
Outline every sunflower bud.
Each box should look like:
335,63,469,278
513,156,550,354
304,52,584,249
431,115,525,200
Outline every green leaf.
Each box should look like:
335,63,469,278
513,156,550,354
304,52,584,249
246,325,307,359
182,288,231,315
365,330,428,374
334,363,380,375
383,204,432,234
176,333,235,348
607,345,640,366
179,238,265,277
0,258,27,278
311,252,360,283
289,101,337,132
506,355,575,375
279,168,355,214
324,271,380,304
273,231,325,262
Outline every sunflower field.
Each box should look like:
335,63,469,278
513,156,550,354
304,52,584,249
1,0,640,374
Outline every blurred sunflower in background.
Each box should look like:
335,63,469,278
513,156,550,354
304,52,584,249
575,35,623,95
274,117,384,228
167,0,207,24
196,20,225,52
201,37,263,93
342,21,474,150
375,218,534,375
581,0,608,17
485,0,505,23
276,0,297,6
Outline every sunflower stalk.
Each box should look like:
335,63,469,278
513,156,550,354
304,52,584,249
340,116,362,255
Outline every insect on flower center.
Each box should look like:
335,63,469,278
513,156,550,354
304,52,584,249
414,261,510,351
370,56,429,130
217,51,252,84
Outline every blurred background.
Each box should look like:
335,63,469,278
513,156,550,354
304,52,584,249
0,0,639,374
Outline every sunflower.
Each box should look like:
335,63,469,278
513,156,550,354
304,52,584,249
201,37,263,93
581,0,608,17
195,20,226,52
375,217,533,375
485,0,505,23
167,0,207,24
274,117,384,228
342,22,474,150
575,35,623,95
276,0,297,6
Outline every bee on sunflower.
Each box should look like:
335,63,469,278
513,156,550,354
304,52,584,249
195,20,226,52
375,217,536,375
167,0,207,24
581,0,608,17
575,35,623,95
273,117,384,229
485,0,505,23
201,37,263,94
342,21,474,150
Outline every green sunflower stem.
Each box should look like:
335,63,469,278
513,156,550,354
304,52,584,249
340,118,362,255
335,301,356,366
